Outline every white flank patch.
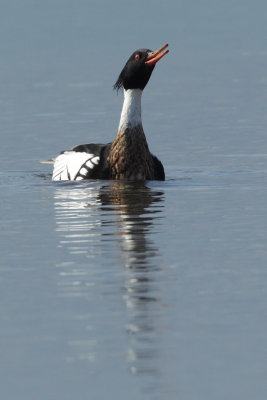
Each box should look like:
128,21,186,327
52,151,100,181
118,89,142,131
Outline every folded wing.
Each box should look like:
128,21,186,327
52,151,100,181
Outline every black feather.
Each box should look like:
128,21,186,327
113,71,124,92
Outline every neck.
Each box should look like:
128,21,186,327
109,88,155,180
118,89,143,131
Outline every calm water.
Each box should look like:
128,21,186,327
1,1,267,399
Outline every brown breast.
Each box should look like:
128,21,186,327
107,125,155,180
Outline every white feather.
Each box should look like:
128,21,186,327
86,160,93,169
79,167,88,175
91,156,100,164
52,151,100,181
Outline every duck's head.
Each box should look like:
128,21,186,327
114,44,169,92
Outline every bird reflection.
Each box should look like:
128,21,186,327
98,182,164,381
98,181,163,269
54,180,165,393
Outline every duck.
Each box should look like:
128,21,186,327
51,44,169,181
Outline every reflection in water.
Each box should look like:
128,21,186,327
98,182,163,269
54,183,102,255
54,181,165,395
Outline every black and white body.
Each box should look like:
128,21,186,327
51,44,169,181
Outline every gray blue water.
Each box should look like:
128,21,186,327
1,1,267,399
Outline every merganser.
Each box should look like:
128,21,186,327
51,44,169,181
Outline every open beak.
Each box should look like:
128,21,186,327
145,44,169,66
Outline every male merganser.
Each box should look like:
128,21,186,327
51,44,169,181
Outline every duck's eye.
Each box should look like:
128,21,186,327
135,54,140,61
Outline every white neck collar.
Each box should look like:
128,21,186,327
118,89,142,131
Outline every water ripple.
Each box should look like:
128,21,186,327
53,180,166,384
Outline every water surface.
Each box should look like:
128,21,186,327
1,1,267,399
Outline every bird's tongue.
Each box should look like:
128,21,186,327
145,44,169,66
